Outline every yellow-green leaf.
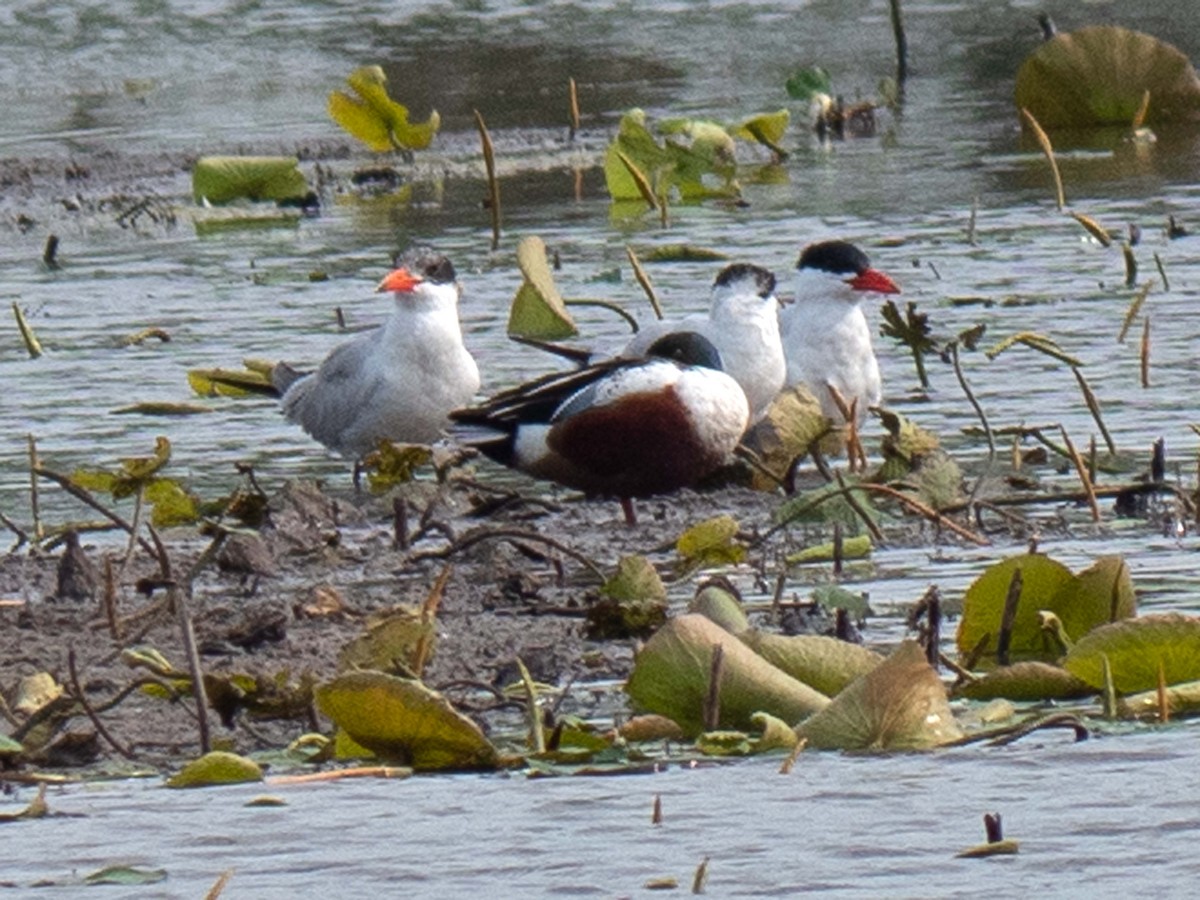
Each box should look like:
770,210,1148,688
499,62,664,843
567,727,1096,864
1064,612,1200,692
955,661,1095,702
796,641,963,751
506,235,577,340
1014,26,1200,127
955,553,1075,661
192,156,309,204
676,515,745,567
730,109,791,150
166,750,263,788
625,614,829,737
739,631,883,698
329,65,440,152
315,671,499,771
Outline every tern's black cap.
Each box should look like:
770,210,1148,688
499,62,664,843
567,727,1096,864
796,240,870,276
712,262,776,298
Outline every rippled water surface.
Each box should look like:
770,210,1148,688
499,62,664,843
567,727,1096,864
3,0,1200,895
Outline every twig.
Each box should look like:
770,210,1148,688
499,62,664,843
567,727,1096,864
0,508,27,550
625,245,663,321
857,482,989,545
33,464,156,556
996,567,1023,666
28,435,42,543
1072,367,1117,456
410,526,606,582
834,471,886,544
1059,426,1100,522
1140,316,1151,388
1019,107,1065,210
67,646,135,759
567,77,580,140
473,109,501,251
888,0,908,94
703,644,724,732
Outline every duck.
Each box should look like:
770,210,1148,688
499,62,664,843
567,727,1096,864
778,240,900,426
451,331,749,524
275,250,480,459
622,262,785,424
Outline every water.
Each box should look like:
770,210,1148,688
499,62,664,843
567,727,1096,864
4,0,1200,894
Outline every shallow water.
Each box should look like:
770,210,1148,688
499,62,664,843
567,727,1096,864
4,0,1200,895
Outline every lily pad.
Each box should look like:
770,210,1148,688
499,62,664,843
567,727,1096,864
955,553,1076,661
187,364,276,398
688,582,750,635
589,555,668,639
192,156,309,204
787,535,872,566
955,661,1095,702
1119,678,1200,719
328,65,440,152
506,235,578,340
676,515,745,568
315,671,499,771
795,641,963,751
1064,612,1200,693
738,631,883,698
84,865,169,886
166,750,263,788
957,553,1135,663
625,614,829,737
1014,26,1200,127
730,109,791,152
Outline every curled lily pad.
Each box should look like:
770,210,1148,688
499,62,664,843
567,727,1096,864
329,65,440,152
166,750,263,788
1014,26,1200,127
688,582,750,635
1119,679,1200,719
625,614,829,737
796,641,963,751
738,631,883,698
336,606,435,676
315,671,499,771
1064,612,1200,693
192,156,309,204
506,235,578,340
955,661,1095,702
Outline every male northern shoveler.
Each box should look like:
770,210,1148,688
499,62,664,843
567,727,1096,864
622,262,785,424
451,332,750,524
275,250,480,459
778,240,900,426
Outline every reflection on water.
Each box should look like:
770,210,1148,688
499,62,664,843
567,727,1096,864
4,3,1200,894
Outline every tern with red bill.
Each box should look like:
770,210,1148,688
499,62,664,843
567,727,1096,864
779,240,901,425
277,250,480,459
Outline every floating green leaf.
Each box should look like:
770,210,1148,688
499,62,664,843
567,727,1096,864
795,641,963,751
315,671,499,771
786,534,872,565
187,365,276,398
329,65,441,152
166,750,263,788
506,235,578,340
1064,613,1200,693
1014,26,1200,127
956,661,1095,702
192,156,309,204
84,866,169,886
676,515,745,568
1120,678,1200,719
625,614,830,737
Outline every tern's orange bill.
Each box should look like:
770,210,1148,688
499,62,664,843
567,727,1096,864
376,267,422,293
